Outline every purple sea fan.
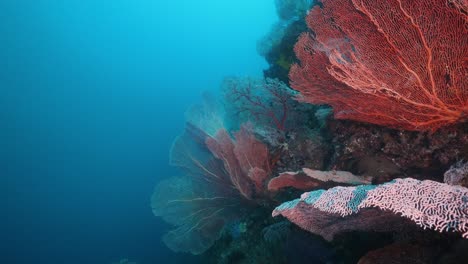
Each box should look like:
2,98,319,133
151,176,241,255
153,122,243,255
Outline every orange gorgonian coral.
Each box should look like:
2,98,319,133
290,0,467,131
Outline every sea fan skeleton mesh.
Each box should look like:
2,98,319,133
290,0,468,130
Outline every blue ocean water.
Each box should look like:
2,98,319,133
1,1,276,263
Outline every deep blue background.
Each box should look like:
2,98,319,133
1,1,275,263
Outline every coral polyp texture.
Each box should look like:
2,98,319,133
289,0,468,131
273,178,468,240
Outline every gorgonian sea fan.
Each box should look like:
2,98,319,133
205,128,255,199
153,123,241,255
154,120,273,254
151,176,240,255
205,124,272,199
223,77,297,131
290,0,468,130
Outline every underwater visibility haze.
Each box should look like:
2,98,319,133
3,0,275,263
3,0,468,264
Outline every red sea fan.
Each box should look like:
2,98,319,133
206,124,273,199
233,125,271,194
153,124,243,255
223,77,296,131
290,0,468,131
154,96,275,255
205,128,255,199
